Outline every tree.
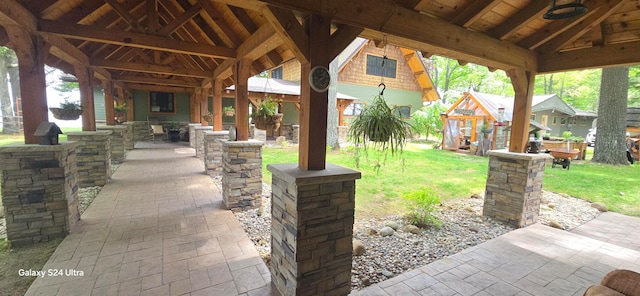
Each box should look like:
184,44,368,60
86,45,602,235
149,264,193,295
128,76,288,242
0,47,18,134
592,67,629,165
410,102,447,140
326,58,339,149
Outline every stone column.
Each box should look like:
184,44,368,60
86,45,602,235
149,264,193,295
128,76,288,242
195,126,213,159
204,131,229,176
131,121,153,142
122,122,135,150
66,131,112,187
292,124,300,144
221,140,263,211
189,123,201,148
254,129,266,142
483,151,553,228
97,125,127,164
0,142,81,247
268,163,361,296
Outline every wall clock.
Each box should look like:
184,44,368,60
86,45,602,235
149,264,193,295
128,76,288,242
309,65,330,92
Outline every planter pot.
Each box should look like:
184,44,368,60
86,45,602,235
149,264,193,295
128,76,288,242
49,108,83,120
114,110,127,122
224,111,235,117
168,130,181,142
252,114,283,131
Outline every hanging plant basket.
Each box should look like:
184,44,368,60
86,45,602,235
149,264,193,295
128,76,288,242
252,114,283,131
50,108,83,120
224,110,235,117
114,110,127,122
202,115,213,122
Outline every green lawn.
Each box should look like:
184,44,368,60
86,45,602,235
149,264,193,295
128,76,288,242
0,127,83,146
263,144,640,218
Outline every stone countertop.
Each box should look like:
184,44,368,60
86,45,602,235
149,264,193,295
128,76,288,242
0,141,81,152
267,163,361,185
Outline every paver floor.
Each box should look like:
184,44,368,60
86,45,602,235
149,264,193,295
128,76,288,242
352,214,640,296
25,142,275,296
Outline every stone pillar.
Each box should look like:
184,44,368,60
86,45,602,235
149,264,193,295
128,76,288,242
189,123,201,148
0,142,81,247
122,122,135,150
483,151,553,228
130,121,153,142
204,131,229,176
97,125,127,164
66,131,112,187
195,126,213,159
292,125,300,144
221,140,263,211
254,129,267,142
268,163,361,296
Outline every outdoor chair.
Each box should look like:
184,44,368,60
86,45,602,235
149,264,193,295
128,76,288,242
150,124,166,142
584,269,640,296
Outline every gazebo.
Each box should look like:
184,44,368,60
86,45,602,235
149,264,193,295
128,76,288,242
2,1,640,295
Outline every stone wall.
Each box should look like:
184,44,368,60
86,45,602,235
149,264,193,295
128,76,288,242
66,131,112,187
253,129,266,142
483,151,553,228
97,125,127,164
122,122,134,150
189,123,201,148
204,131,229,176
0,142,81,246
130,121,152,142
195,126,213,159
221,140,263,211
268,163,361,296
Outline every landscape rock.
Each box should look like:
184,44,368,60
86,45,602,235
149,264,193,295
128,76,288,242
382,270,394,277
403,225,421,235
275,136,287,146
384,221,399,230
548,219,563,229
379,227,395,236
353,239,366,256
469,225,479,233
591,202,608,212
365,228,378,236
548,203,556,209
470,193,481,199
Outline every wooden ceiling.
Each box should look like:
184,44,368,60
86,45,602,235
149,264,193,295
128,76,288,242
1,0,639,92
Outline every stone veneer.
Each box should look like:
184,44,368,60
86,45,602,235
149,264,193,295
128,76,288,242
267,163,361,296
66,131,112,187
253,129,267,142
189,123,201,148
97,125,127,164
130,121,153,142
195,126,213,159
0,142,81,246
292,125,300,144
204,131,229,176
221,140,263,211
483,150,553,228
122,122,134,150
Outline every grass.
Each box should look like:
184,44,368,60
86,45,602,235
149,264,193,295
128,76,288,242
263,143,640,218
0,127,83,146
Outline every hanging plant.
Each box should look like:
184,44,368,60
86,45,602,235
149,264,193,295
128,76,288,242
223,106,235,117
50,99,84,120
347,92,412,159
251,97,283,131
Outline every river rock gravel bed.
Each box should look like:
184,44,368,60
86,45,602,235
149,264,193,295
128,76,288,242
230,181,601,291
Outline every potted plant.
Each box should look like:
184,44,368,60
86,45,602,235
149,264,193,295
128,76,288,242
251,97,283,131
50,99,84,120
202,112,213,123
114,103,127,122
166,122,181,142
347,94,412,157
223,106,235,117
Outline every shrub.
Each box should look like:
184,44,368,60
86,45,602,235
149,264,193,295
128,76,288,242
402,188,442,228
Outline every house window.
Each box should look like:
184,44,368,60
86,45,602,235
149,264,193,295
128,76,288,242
343,103,365,116
552,116,557,125
560,117,567,125
366,55,397,78
530,114,536,121
580,118,587,126
393,105,411,119
149,91,175,113
271,67,283,79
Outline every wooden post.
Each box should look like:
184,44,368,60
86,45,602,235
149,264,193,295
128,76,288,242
198,88,208,126
6,27,49,144
189,91,198,122
213,79,223,131
74,64,96,131
234,59,251,141
299,14,330,170
507,69,536,153
103,80,115,125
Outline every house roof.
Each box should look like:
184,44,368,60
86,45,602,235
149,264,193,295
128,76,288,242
573,108,598,117
531,94,576,116
226,76,360,100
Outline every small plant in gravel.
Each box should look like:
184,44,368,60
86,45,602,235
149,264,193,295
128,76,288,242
403,188,442,228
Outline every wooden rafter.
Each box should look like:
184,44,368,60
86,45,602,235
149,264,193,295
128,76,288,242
450,0,500,28
488,1,548,40
104,0,146,33
91,59,211,78
263,6,310,64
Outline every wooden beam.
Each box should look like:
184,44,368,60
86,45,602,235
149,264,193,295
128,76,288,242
146,0,159,34
260,0,537,71
157,3,202,36
213,79,223,131
488,1,548,40
198,88,209,126
517,5,596,50
0,0,37,34
112,73,201,87
39,20,236,59
507,69,535,153
197,0,242,47
92,59,212,78
125,82,192,94
299,14,330,170
329,24,363,61
104,0,146,33
103,80,116,125
450,0,500,28
75,64,96,131
235,59,251,141
538,41,640,73
190,92,198,122
263,6,310,64
236,24,281,61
